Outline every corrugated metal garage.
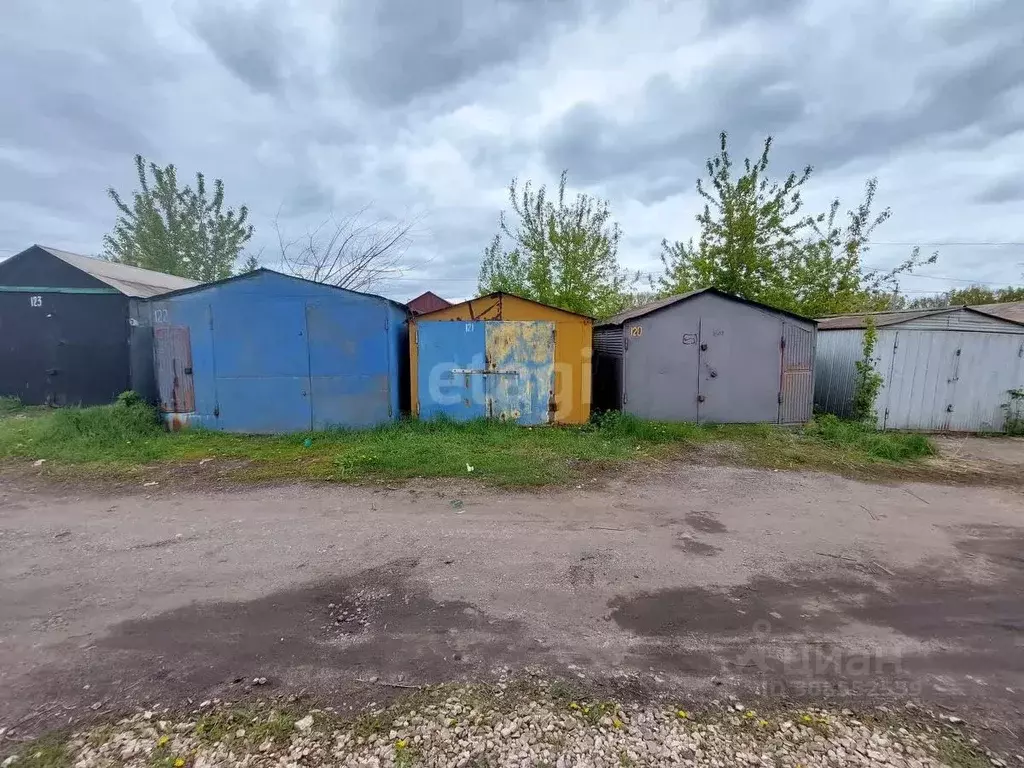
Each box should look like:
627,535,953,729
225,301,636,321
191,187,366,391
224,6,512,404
409,292,593,425
139,269,408,433
0,245,196,405
593,288,817,424
815,306,1024,431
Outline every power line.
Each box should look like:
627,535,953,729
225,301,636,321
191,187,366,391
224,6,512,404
383,271,1018,285
868,241,1024,247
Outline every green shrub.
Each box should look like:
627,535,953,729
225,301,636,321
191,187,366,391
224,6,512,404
851,319,885,424
115,390,144,408
0,396,22,413
805,414,934,461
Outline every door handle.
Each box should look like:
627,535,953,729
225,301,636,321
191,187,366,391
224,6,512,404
697,394,706,402
700,343,708,351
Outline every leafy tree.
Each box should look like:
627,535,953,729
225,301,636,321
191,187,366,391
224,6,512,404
851,317,884,423
103,154,254,281
241,254,261,273
657,132,935,317
905,284,1024,309
478,171,637,317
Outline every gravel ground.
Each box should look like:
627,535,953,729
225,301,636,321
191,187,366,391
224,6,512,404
3,680,1009,768
2,461,1023,753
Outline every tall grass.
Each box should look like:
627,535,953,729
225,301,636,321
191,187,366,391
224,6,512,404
0,396,22,413
0,405,936,487
804,414,935,461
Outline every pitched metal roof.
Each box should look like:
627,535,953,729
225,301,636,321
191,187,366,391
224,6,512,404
597,287,814,327
415,291,595,320
971,301,1024,324
817,305,1024,330
39,246,199,297
816,307,954,330
151,267,408,311
407,290,453,315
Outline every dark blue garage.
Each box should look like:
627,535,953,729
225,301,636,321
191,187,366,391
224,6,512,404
137,269,408,433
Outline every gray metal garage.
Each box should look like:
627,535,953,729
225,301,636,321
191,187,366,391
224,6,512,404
593,288,817,424
815,306,1024,431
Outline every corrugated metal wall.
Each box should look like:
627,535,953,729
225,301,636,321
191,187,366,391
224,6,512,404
593,327,624,356
813,329,864,419
815,326,1024,431
780,322,815,423
591,327,624,411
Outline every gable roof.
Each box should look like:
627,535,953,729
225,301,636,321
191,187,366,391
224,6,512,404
972,301,1024,324
152,267,408,310
598,287,814,327
415,291,595,320
816,305,1024,330
38,246,199,297
406,290,452,315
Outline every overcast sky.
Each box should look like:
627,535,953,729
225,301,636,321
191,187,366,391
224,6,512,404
2,0,1022,302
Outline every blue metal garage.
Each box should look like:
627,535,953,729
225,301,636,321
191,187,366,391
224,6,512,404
136,269,408,433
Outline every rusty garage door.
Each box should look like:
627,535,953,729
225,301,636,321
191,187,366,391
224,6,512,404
154,326,195,413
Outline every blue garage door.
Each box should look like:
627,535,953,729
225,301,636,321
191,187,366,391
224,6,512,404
417,321,487,421
305,300,392,429
212,298,312,433
416,320,555,425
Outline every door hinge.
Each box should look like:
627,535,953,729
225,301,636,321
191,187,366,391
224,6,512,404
778,391,783,404
624,337,629,351
385,313,389,330
780,335,786,349
623,391,628,404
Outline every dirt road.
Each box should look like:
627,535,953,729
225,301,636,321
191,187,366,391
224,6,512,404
1,464,1022,742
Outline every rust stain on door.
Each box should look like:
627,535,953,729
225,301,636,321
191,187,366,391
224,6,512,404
154,326,195,413
485,321,554,425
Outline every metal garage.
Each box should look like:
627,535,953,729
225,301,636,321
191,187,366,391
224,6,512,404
593,288,816,424
409,292,593,425
138,269,408,433
0,245,196,405
815,306,1024,431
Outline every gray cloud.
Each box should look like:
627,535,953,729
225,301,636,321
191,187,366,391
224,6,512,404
189,1,286,94
1,0,1023,299
703,0,805,29
799,34,1024,174
544,66,805,202
334,0,598,107
974,176,1024,205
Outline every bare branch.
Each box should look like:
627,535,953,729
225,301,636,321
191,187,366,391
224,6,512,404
275,207,417,291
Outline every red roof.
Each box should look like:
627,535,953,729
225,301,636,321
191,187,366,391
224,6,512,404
407,291,452,315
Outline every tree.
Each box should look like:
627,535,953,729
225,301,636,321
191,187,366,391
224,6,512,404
276,207,415,291
241,254,261,273
478,171,638,318
103,155,254,281
656,132,935,317
906,284,1024,309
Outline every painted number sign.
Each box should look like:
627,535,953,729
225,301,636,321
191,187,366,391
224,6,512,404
629,326,643,337
29,295,42,308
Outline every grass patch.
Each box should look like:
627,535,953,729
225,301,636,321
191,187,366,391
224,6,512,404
0,403,938,488
934,735,990,768
0,396,23,414
193,707,299,746
7,732,70,768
